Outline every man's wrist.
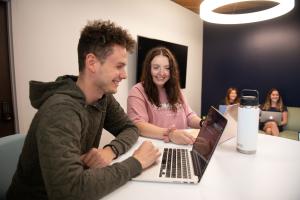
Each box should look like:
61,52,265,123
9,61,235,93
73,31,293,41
103,144,119,159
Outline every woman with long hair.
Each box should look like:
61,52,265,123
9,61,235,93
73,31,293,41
260,88,288,136
127,47,202,145
218,87,239,113
224,87,239,105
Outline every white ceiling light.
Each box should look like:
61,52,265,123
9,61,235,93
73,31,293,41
200,0,295,24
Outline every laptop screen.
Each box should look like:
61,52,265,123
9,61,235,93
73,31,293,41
192,107,227,176
218,105,227,114
260,111,282,124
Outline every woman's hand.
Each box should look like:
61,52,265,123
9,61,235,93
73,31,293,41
162,126,176,143
168,129,196,145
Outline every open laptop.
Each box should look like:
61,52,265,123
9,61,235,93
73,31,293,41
218,105,227,114
132,106,227,184
260,111,282,125
219,104,238,144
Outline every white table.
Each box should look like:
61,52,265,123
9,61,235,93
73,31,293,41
103,133,300,200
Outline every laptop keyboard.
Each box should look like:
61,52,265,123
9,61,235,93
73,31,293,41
159,148,191,179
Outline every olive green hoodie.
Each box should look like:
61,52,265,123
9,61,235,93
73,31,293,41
7,75,142,200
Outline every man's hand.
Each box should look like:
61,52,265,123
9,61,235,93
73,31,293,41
133,141,160,169
169,130,195,145
80,147,115,169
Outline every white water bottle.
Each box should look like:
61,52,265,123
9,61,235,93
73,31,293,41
237,89,259,154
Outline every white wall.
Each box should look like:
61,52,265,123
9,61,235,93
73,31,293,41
11,0,203,135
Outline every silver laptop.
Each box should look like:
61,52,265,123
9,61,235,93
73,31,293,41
219,104,238,144
132,106,227,184
260,111,282,124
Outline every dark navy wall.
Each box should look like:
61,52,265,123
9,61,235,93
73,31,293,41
201,2,300,115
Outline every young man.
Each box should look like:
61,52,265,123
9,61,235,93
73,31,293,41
7,20,160,200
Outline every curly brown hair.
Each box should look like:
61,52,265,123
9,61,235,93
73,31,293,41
140,46,182,112
77,20,135,71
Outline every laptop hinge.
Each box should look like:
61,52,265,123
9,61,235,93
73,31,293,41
191,150,207,182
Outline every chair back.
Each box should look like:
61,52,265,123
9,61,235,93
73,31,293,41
0,134,25,200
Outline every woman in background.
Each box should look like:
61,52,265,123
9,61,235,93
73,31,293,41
223,87,240,105
127,47,202,145
260,88,288,136
218,87,239,114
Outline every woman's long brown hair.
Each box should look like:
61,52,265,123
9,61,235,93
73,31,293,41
140,47,182,112
224,87,239,105
262,88,284,111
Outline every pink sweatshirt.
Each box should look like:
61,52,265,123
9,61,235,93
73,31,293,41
127,83,197,129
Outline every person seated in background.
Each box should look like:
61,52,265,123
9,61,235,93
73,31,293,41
260,88,288,136
222,87,240,105
127,46,202,145
218,87,239,113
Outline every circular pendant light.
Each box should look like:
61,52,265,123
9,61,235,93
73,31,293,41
200,0,295,24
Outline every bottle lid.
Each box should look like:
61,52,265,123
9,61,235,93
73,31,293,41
240,89,259,106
